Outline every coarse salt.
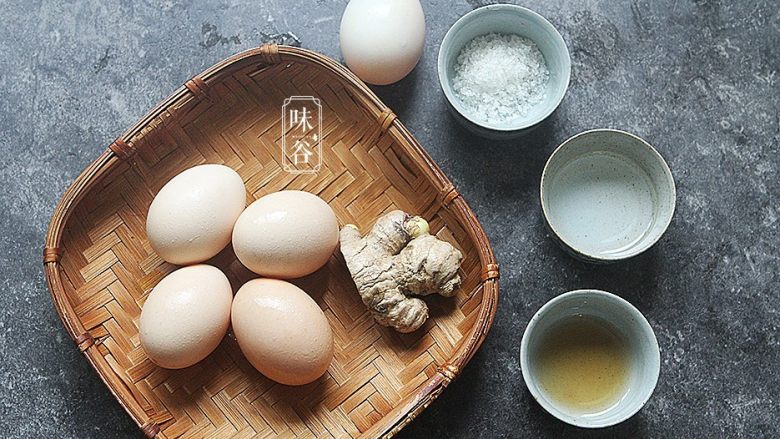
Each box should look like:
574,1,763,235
452,33,549,125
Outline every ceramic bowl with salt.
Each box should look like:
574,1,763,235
437,4,570,138
540,129,676,262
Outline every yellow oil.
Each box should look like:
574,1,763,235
535,316,631,414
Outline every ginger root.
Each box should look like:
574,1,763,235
339,210,463,333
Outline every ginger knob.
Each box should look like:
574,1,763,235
339,210,463,333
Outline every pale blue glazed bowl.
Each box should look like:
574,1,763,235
437,4,571,138
540,129,677,262
520,289,661,428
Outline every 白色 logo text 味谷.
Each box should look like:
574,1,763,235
282,96,322,174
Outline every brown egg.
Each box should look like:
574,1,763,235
231,278,334,385
139,265,233,369
146,164,246,265
231,190,339,279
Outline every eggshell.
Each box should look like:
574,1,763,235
231,278,334,385
146,164,246,265
232,190,338,278
140,265,233,369
339,0,426,85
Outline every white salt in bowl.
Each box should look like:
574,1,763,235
540,129,676,262
438,5,570,138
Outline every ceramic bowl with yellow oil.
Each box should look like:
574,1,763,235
520,289,660,428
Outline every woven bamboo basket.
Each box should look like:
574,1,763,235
44,44,499,438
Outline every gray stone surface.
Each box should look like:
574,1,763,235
1,0,778,437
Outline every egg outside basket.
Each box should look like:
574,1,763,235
43,44,499,438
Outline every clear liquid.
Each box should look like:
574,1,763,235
547,152,657,256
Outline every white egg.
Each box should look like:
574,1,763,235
231,278,334,386
339,0,426,85
232,190,339,279
146,164,246,265
139,265,233,369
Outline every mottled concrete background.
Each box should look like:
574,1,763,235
1,0,778,438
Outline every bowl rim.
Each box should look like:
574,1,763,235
540,128,677,262
519,289,661,428
436,4,571,132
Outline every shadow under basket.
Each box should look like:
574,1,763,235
43,44,499,439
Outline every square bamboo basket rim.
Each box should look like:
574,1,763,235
43,44,499,438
